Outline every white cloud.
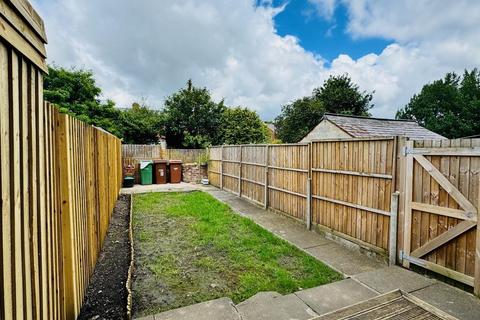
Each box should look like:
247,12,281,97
307,0,338,20
33,0,480,119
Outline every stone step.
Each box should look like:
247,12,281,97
136,297,240,320
236,291,318,320
295,278,378,316
136,279,381,320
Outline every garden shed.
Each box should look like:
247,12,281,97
301,113,444,142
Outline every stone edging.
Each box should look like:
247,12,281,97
126,194,135,319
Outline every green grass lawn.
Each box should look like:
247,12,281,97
132,191,342,316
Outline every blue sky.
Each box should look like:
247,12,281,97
266,0,392,63
35,0,480,119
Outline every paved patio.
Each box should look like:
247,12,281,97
130,184,480,320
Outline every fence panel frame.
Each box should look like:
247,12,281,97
399,139,480,291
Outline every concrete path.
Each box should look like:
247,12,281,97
120,182,208,194
134,186,480,320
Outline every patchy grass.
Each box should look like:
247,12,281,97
132,191,342,317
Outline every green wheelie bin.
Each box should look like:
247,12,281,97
140,160,153,185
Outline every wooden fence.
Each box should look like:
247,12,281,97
122,144,207,182
0,1,123,318
311,138,397,253
209,138,480,294
209,144,309,221
397,139,480,292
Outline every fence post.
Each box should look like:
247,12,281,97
474,188,480,296
389,192,400,265
264,145,269,209
220,145,224,190
402,140,414,268
306,177,312,230
238,146,242,197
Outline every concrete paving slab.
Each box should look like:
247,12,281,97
253,216,331,249
151,297,240,320
352,266,436,293
121,182,213,194
295,279,377,315
236,292,318,320
306,243,385,276
412,282,480,319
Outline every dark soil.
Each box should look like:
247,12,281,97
78,194,131,320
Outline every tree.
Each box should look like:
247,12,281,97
44,65,124,137
221,107,268,145
314,74,373,116
274,97,324,143
163,80,226,148
121,103,164,144
396,69,480,138
275,74,373,143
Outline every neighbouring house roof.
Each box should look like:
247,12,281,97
303,113,445,141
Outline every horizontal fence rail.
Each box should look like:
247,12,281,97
122,144,207,183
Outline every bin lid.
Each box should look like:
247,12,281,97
154,159,168,164
140,160,153,169
169,160,183,164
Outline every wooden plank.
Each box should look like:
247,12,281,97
241,177,265,186
474,140,480,294
306,177,311,230
408,147,480,156
0,41,13,320
413,154,477,214
411,202,476,221
405,254,474,286
410,220,476,259
311,168,392,179
7,0,47,42
0,15,47,72
268,185,307,198
20,58,33,320
268,165,309,173
0,1,47,56
264,145,269,209
220,146,223,190
312,195,391,216
57,114,78,319
238,146,242,196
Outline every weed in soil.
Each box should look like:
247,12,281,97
77,194,131,320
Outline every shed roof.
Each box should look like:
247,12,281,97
312,113,445,140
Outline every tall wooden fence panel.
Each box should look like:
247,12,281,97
0,5,122,317
268,144,309,221
122,144,207,183
208,144,309,220
311,138,396,252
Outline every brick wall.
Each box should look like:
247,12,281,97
182,163,208,183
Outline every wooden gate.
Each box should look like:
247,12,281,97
401,139,480,292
